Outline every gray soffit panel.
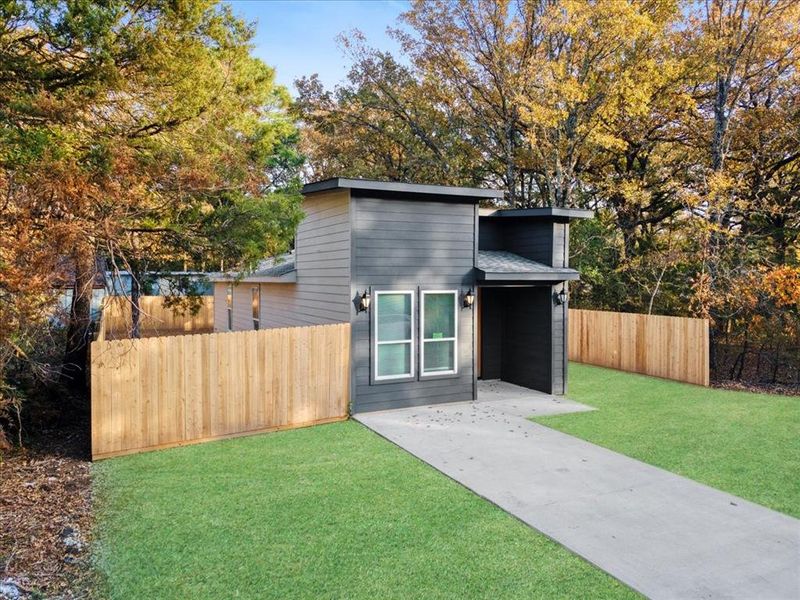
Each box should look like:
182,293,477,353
476,250,579,282
481,207,594,220
303,177,505,201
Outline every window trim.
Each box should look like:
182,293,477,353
420,290,458,378
226,283,233,331
251,285,261,330
373,289,416,382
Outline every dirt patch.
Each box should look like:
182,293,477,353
712,380,800,397
0,426,95,599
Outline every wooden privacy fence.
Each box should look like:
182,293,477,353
568,309,709,386
91,323,350,459
97,295,214,340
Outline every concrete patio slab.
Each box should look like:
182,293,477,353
354,381,800,600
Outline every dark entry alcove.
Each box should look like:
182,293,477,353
479,286,559,394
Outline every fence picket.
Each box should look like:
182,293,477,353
568,309,709,386
99,296,214,340
91,323,350,459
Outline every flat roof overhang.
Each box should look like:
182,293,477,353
208,271,297,284
303,178,505,202
480,207,594,220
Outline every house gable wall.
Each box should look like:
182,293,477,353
350,195,477,412
213,189,351,331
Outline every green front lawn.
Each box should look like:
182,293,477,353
94,421,635,599
535,363,800,518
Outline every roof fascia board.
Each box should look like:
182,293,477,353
208,271,297,284
476,270,580,282
303,177,504,200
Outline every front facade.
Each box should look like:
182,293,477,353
212,178,589,413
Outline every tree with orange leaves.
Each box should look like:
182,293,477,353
0,1,303,445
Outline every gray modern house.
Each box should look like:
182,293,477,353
210,178,590,413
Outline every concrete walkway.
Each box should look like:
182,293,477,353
355,381,800,600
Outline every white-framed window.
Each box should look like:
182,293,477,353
373,290,415,381
252,285,261,330
226,283,233,331
420,290,458,376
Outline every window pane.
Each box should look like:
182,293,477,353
377,343,411,377
424,293,455,339
252,288,260,320
377,293,411,342
424,340,455,373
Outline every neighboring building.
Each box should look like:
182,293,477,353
209,178,590,413
54,258,109,322
56,270,212,323
108,271,213,297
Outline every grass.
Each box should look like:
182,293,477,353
93,420,636,599
534,363,800,518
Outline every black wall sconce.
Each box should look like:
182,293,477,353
463,288,475,309
554,286,568,306
357,289,371,313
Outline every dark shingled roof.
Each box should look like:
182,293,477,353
251,259,295,278
207,252,296,283
476,250,579,282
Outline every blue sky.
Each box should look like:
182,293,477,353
227,1,408,94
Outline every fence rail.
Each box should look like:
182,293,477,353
568,309,709,386
97,296,214,340
91,323,350,459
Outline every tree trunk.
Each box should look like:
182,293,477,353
62,248,96,392
711,72,729,173
709,325,718,375
773,216,787,265
130,270,142,339
505,120,518,207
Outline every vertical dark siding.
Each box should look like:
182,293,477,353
503,221,554,265
477,215,571,396
478,219,504,251
480,287,555,394
502,287,553,393
479,288,504,380
478,217,572,269
351,196,476,412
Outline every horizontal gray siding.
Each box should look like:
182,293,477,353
212,282,259,332
212,189,351,331
351,196,477,412
213,283,227,332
